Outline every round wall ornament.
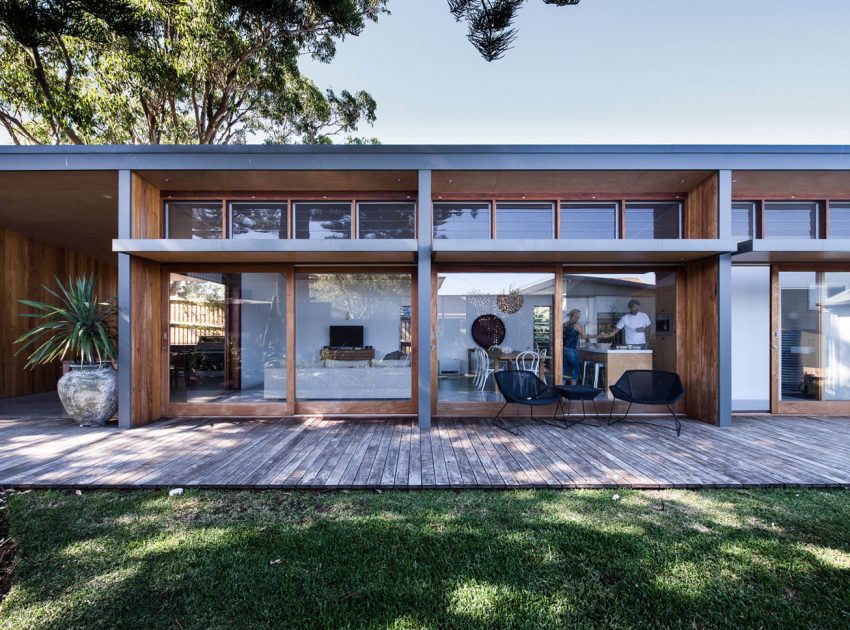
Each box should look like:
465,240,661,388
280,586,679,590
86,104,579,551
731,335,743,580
496,289,523,314
471,314,506,349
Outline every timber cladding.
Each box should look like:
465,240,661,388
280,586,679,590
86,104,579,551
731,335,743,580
683,257,719,424
130,257,162,425
131,173,162,238
685,173,719,239
0,225,117,399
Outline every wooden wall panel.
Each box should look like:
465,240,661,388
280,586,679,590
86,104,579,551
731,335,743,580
0,226,117,399
131,257,162,425
132,173,162,238
683,257,719,424
685,174,718,239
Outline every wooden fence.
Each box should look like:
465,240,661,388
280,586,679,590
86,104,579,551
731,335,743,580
169,299,224,345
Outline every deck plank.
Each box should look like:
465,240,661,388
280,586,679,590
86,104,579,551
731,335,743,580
2,414,850,489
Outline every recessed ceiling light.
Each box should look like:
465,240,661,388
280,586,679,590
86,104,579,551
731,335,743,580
447,179,454,184
395,178,401,183
164,178,170,183
101,194,112,199
732,179,737,183
679,179,686,185
437,195,443,199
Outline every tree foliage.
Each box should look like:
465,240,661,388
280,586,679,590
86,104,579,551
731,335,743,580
448,0,580,62
0,0,386,144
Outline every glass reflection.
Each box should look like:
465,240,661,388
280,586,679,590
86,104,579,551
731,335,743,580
433,202,491,239
230,202,287,239
357,202,416,239
437,273,554,402
779,271,850,401
169,272,286,403
293,202,352,239
295,272,412,400
166,202,223,239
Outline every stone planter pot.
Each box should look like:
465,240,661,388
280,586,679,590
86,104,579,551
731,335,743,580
57,364,118,427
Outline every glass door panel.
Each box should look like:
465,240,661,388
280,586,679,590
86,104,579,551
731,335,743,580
778,271,850,402
168,272,287,404
436,272,554,403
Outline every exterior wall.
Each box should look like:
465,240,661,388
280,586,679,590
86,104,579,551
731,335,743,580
0,225,117,399
683,257,720,424
129,173,163,426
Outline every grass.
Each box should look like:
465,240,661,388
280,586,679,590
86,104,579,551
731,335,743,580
0,489,849,629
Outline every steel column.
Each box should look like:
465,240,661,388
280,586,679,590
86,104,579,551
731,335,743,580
717,252,733,427
117,170,132,429
417,170,432,429
718,169,733,240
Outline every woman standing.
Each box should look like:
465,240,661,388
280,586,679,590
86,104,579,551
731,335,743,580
563,308,588,384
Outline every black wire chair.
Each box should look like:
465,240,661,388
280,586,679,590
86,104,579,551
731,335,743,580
492,369,565,435
607,370,685,436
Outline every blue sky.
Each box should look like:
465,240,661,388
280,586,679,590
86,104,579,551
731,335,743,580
301,0,850,144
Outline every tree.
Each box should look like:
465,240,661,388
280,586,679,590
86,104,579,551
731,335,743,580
0,0,385,144
448,0,580,62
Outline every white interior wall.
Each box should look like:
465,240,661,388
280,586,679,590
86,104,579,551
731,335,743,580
731,265,771,411
295,274,410,365
437,294,552,372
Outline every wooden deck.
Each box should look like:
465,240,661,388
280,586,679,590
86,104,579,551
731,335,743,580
1,414,849,489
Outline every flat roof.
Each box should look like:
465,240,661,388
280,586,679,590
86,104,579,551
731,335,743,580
1,144,850,172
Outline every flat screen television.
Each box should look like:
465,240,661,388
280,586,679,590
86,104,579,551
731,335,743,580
329,325,364,348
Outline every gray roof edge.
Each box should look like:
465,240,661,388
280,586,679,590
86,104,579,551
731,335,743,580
2,144,850,156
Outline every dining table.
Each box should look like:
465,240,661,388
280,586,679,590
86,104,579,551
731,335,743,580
487,349,546,379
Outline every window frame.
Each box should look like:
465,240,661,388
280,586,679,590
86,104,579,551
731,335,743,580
164,200,226,240
227,200,289,240
432,201,493,240
292,201,354,240
559,201,620,240
623,201,683,240
494,200,556,239
731,201,758,240
355,201,417,239
762,200,820,240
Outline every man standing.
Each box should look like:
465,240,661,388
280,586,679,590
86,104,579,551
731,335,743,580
603,299,652,347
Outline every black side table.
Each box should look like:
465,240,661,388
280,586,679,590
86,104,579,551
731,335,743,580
557,384,604,427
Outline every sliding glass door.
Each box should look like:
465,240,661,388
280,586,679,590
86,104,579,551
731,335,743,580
775,268,850,412
165,266,416,415
168,271,288,411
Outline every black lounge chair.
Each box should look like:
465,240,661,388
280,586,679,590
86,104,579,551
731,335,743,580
492,369,564,435
607,370,685,436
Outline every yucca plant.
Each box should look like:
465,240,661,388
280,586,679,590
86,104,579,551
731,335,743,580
15,275,117,369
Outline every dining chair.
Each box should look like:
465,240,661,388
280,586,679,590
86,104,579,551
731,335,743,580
474,347,494,391
515,350,540,375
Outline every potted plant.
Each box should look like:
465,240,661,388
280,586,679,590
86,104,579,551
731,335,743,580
15,275,118,426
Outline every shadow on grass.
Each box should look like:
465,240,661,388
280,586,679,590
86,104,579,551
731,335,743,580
1,489,849,629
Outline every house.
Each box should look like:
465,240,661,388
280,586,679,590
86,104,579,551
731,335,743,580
1,145,849,429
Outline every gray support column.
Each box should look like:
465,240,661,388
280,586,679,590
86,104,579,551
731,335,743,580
417,170,432,429
718,169,733,240
117,170,132,429
717,252,732,427
717,169,733,427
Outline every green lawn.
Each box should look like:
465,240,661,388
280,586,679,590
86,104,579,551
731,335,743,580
1,489,848,629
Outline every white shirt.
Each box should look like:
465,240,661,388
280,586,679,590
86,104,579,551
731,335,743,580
616,312,652,345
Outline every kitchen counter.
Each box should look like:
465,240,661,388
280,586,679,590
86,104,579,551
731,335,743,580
577,348,653,398
579,347,652,354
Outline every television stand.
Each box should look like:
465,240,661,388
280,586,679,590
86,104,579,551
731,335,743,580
321,347,375,362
